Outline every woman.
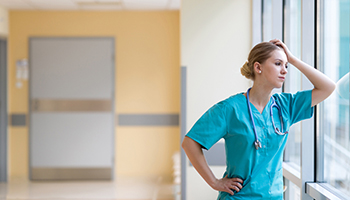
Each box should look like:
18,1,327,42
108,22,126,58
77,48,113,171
182,39,336,199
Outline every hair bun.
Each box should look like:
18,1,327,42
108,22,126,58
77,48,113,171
240,61,253,79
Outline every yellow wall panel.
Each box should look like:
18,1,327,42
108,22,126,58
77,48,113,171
8,127,28,178
0,6,8,36
116,127,180,179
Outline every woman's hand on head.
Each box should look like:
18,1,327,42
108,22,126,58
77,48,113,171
270,39,296,63
269,39,335,106
211,175,243,195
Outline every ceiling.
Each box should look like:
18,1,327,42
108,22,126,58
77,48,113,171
0,0,180,10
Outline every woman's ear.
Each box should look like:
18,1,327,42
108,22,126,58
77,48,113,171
254,62,262,74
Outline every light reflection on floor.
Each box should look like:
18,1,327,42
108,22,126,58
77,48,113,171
0,176,176,200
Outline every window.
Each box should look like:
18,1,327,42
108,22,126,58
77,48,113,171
283,0,302,167
284,179,301,200
262,0,273,41
254,0,350,198
262,0,283,42
317,0,350,197
282,1,306,198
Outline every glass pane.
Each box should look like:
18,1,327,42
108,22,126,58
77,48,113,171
283,0,302,167
318,0,350,196
262,0,272,41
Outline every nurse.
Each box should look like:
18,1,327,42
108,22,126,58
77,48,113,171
182,39,336,199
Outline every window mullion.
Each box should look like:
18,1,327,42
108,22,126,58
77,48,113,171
315,0,325,183
300,0,316,199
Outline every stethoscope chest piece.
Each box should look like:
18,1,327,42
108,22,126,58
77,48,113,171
254,140,262,150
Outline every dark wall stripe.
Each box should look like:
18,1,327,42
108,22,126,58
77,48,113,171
10,114,27,126
118,114,179,126
10,113,180,127
180,66,187,200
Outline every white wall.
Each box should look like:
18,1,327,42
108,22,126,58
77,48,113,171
0,6,8,36
181,0,252,199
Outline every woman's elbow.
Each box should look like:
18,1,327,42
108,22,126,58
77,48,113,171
322,79,336,96
182,136,190,151
181,138,186,150
312,81,337,106
182,136,200,152
325,81,336,97
329,80,337,93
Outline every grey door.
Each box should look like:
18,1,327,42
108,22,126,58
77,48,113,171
29,38,115,180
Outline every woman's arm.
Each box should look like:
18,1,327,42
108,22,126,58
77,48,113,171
271,39,336,106
289,57,336,106
182,136,243,195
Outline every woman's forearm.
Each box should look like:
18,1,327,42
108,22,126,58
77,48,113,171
181,137,217,187
182,137,243,195
289,56,336,106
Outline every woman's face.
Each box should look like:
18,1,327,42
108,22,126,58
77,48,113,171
258,49,288,88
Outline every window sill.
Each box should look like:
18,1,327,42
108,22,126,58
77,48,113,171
283,162,301,188
306,182,350,200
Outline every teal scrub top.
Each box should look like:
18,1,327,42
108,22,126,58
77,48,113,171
186,90,314,200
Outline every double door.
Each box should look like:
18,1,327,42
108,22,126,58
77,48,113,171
30,38,115,180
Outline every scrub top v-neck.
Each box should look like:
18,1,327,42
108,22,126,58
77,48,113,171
186,90,314,199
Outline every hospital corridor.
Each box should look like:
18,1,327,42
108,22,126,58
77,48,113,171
0,0,349,200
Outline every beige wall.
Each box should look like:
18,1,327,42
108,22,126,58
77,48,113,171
0,6,8,36
8,11,180,179
181,0,252,198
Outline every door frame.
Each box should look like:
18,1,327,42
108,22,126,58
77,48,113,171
0,38,8,182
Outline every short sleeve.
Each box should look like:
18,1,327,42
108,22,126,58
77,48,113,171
275,90,314,125
185,102,227,150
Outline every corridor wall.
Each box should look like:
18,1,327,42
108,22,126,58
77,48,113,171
0,6,8,36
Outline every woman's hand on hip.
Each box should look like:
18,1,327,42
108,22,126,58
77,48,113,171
211,175,243,195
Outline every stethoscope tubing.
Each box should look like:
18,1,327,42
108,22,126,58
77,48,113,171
246,88,288,150
246,88,261,149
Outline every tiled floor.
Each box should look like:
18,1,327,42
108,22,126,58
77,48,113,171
0,177,176,200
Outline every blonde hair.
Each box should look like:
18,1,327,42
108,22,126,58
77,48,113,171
241,42,282,80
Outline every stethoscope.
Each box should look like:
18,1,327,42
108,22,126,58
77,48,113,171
246,88,288,150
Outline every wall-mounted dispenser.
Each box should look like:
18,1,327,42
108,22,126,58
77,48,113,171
16,59,28,88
